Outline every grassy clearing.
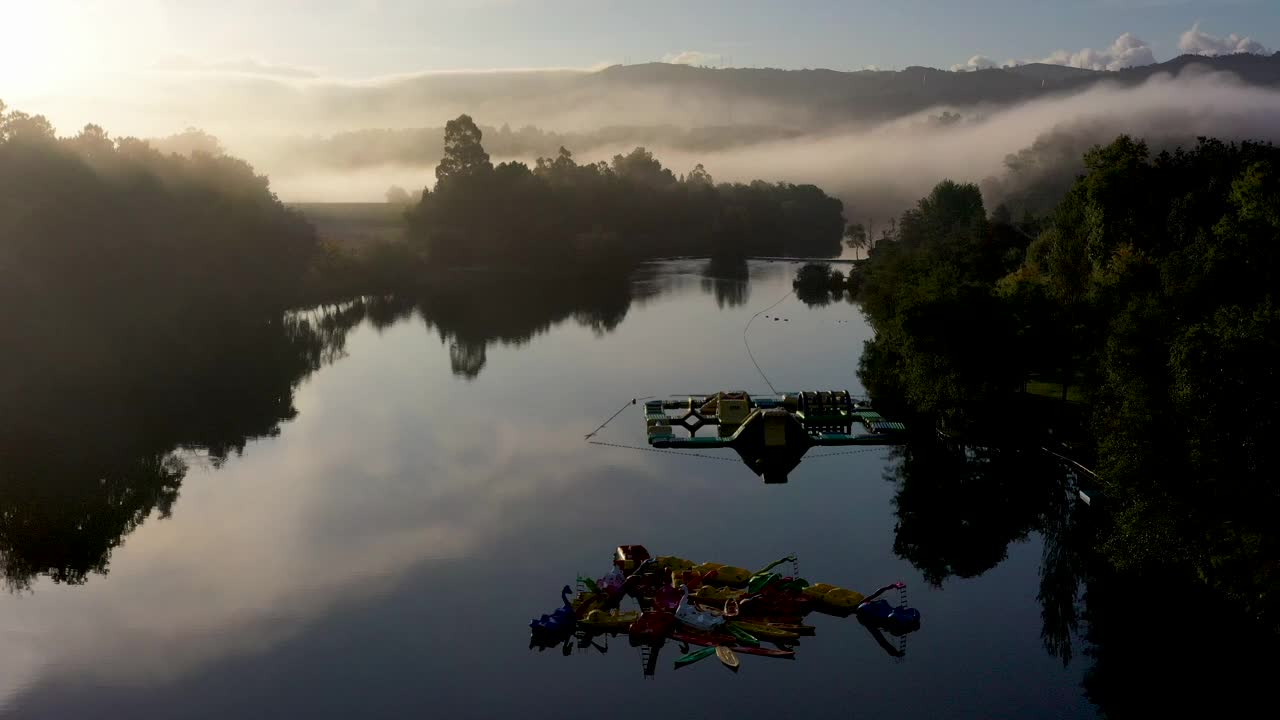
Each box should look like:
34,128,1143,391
290,202,407,247
1025,380,1087,404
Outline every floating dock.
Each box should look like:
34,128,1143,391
644,391,907,482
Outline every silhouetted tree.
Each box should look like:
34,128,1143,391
435,114,492,184
844,221,868,259
385,185,412,204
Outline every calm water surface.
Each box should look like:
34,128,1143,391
0,261,1094,718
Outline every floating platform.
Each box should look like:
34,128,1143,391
644,391,906,482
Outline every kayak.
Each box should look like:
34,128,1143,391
732,645,795,659
716,646,740,670
725,624,760,646
672,629,739,648
674,646,717,669
751,621,815,636
728,621,800,641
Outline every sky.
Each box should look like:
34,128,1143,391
1,0,1278,99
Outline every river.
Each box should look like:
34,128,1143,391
0,260,1098,718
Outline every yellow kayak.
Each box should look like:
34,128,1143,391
716,646,740,670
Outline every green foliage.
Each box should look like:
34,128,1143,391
406,116,846,267
0,102,318,325
866,134,1280,629
858,181,1032,420
793,262,850,306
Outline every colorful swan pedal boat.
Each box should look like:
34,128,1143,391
675,587,727,632
529,586,577,641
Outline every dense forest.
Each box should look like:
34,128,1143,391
0,100,319,367
857,136,1280,631
406,115,846,266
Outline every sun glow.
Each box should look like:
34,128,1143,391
0,1,166,101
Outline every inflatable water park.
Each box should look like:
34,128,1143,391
529,545,921,676
643,391,908,482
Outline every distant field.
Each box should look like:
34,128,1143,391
290,202,407,247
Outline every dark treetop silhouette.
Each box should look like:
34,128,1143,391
406,115,847,269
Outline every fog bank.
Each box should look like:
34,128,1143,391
265,66,1280,221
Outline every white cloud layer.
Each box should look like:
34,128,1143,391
663,50,723,66
950,55,999,72
1178,23,1271,57
957,24,1274,75
1034,32,1156,71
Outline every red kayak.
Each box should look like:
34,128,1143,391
733,646,796,659
672,630,795,659
671,629,738,647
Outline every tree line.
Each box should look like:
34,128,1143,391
0,101,318,329
856,135,1280,631
405,114,846,268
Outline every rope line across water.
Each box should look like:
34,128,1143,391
805,447,891,459
586,440,742,462
743,289,794,395
584,396,656,440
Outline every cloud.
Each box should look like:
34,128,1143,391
954,33,1156,74
951,55,999,72
663,50,723,67
155,55,319,79
1178,23,1271,57
1035,32,1156,71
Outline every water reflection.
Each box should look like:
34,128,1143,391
0,308,367,589
0,270,657,592
422,275,636,378
886,438,1095,661
699,257,752,308
8,260,1264,717
883,432,1280,717
887,440,1060,585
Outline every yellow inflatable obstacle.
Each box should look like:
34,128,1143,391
803,583,866,610
693,584,745,604
706,565,753,586
578,609,640,633
654,556,694,573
